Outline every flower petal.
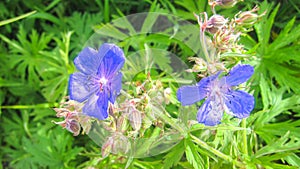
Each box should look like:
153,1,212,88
69,72,97,102
224,64,254,86
97,43,125,79
74,47,103,75
197,71,221,86
177,72,221,106
197,99,224,126
224,90,254,118
177,85,207,106
82,93,109,120
108,72,123,103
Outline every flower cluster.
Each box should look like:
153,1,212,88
177,0,260,126
194,2,265,65
55,1,259,142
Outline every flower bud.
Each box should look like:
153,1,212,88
65,119,81,136
206,15,228,34
235,6,265,29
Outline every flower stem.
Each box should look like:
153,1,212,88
242,118,248,156
200,27,211,63
1,103,59,109
152,105,186,135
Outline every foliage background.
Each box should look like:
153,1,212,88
0,0,300,168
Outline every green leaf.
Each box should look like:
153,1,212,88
259,75,271,110
185,137,205,169
255,132,300,158
254,2,279,55
268,17,300,51
163,140,184,169
1,26,53,89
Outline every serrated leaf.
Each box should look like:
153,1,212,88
269,17,300,51
259,75,271,110
163,140,184,169
255,132,300,158
184,138,205,169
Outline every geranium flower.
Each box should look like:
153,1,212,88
69,43,125,120
177,64,254,126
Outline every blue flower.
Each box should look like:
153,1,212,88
69,43,125,120
177,64,254,126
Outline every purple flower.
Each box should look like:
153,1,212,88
177,64,254,126
69,43,125,120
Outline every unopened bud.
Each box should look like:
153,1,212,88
235,6,265,29
65,119,81,136
108,102,115,117
207,15,228,34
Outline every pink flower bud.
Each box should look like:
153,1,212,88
207,15,228,34
65,119,81,136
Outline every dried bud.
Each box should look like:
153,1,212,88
213,28,241,52
111,133,130,155
128,108,142,131
207,15,228,34
102,133,131,158
116,114,129,133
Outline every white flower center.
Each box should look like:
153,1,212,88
99,77,108,91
